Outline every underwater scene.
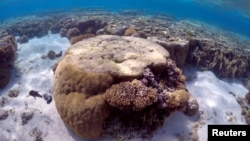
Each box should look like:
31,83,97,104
0,0,250,141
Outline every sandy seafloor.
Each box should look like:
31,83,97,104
0,31,249,141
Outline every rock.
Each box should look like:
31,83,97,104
43,94,52,104
96,28,104,35
8,89,19,97
60,18,78,30
148,36,189,68
7,18,52,38
55,51,62,58
21,112,34,125
70,33,95,45
29,127,44,141
246,110,250,124
0,35,16,63
17,35,29,43
29,90,42,98
59,28,67,37
246,92,250,104
67,28,80,39
0,96,8,107
41,54,47,59
47,50,56,60
243,78,250,90
103,25,126,35
52,62,58,73
124,27,138,36
54,35,195,139
0,65,11,88
0,110,9,120
0,30,9,38
77,19,106,34
0,35,17,88
184,95,199,116
50,24,61,34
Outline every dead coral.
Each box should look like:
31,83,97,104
105,79,157,111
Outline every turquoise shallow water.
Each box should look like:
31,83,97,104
1,0,250,37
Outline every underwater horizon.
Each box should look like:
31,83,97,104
1,0,250,38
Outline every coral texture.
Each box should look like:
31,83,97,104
187,38,249,78
105,79,157,111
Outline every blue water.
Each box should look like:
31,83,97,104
1,0,250,38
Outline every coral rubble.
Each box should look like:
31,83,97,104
53,35,198,139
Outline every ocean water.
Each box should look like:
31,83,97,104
1,0,250,37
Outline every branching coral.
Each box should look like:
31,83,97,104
187,38,249,78
105,79,157,111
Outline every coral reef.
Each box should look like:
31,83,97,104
5,17,52,38
54,35,197,139
187,38,249,78
16,35,29,43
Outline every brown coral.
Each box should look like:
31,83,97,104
105,79,157,111
124,28,138,36
70,33,95,45
166,89,190,111
0,35,17,88
54,63,113,138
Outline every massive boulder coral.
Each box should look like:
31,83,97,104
0,35,17,88
54,35,198,139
